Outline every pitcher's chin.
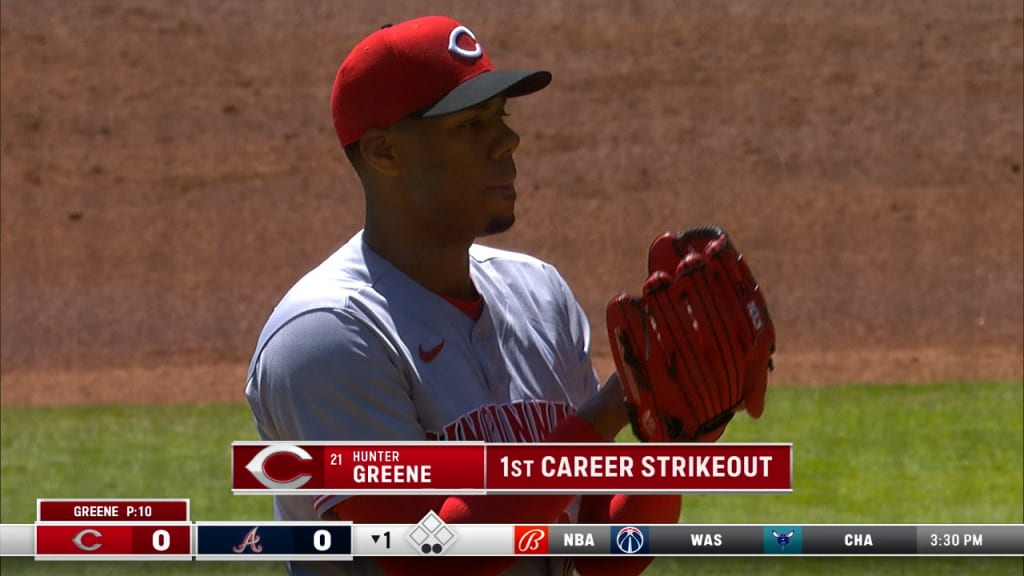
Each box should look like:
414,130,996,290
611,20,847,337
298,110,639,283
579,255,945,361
482,213,516,236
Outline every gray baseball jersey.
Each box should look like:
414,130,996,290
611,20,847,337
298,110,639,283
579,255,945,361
244,230,599,575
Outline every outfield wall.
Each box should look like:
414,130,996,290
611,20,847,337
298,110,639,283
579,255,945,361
1,0,1021,404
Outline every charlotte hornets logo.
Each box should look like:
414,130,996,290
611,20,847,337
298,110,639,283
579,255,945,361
772,530,795,550
764,527,802,554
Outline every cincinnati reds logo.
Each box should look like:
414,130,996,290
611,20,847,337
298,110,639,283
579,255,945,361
72,528,103,552
448,25,482,59
245,444,314,489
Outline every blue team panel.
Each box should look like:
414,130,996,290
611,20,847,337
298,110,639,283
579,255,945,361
196,524,351,559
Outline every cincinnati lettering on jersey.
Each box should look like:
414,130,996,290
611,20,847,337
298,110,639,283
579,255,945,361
426,400,571,443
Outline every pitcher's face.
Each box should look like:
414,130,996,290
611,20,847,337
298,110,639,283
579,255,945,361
391,96,521,241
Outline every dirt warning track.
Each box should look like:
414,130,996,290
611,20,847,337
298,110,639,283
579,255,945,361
1,0,1021,405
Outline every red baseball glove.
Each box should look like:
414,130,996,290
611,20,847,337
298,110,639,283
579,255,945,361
607,226,775,442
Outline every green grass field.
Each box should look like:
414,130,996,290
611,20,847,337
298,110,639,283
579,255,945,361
2,381,1022,575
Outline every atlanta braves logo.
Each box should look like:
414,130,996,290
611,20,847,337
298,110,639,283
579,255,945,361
232,527,264,553
448,25,482,59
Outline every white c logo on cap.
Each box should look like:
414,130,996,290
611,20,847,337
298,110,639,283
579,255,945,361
448,25,482,59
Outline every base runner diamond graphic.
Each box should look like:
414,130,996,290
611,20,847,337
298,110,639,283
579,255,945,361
406,510,457,555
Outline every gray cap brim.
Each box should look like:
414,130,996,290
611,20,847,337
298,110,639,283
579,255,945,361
420,69,552,117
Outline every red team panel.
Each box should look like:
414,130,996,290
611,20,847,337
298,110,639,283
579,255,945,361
35,524,191,558
36,525,135,555
35,499,192,560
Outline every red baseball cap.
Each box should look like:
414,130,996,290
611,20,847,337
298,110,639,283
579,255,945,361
331,16,552,147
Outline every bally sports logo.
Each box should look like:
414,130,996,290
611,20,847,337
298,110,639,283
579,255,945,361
514,526,548,554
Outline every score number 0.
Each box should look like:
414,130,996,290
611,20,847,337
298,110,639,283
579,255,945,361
151,529,171,551
305,524,358,553
313,529,335,552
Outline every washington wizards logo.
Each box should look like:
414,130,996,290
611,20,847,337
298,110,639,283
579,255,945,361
615,526,645,554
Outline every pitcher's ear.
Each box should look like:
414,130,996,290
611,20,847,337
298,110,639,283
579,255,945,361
359,127,401,176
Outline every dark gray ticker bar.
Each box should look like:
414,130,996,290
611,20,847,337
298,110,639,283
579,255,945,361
916,525,1024,555
802,525,917,554
548,525,611,555
649,525,764,554
635,525,1024,555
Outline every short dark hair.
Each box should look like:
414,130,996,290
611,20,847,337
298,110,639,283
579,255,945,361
343,140,362,169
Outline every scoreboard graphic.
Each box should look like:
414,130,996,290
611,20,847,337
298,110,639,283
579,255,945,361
2,498,1022,560
2,444,1021,562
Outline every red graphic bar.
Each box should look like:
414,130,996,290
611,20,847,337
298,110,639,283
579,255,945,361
37,500,189,522
233,443,486,492
233,442,790,493
322,444,485,491
486,444,792,492
35,523,191,557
